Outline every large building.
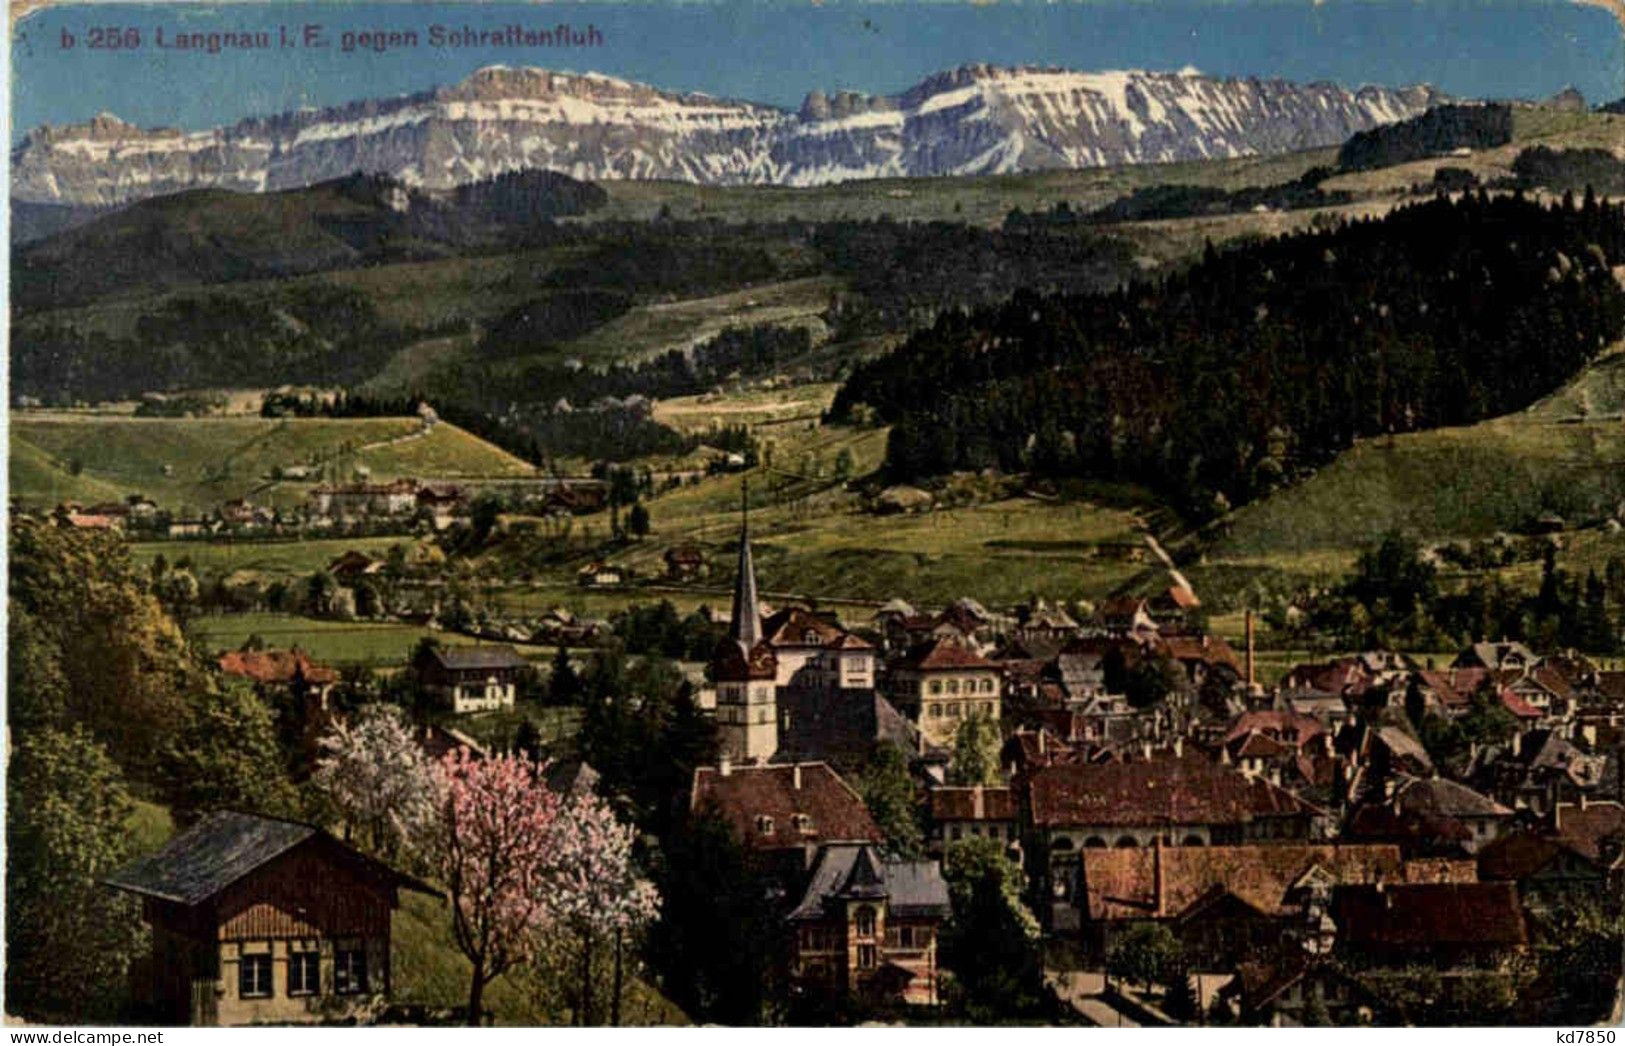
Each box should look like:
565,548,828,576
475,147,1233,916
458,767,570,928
104,811,434,1026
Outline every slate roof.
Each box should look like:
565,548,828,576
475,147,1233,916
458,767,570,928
426,645,528,671
1332,882,1527,949
691,762,883,851
1027,756,1324,828
103,810,433,906
1392,775,1512,819
789,844,950,921
1078,843,1406,922
775,688,921,767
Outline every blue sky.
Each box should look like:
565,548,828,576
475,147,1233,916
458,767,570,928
11,0,1623,139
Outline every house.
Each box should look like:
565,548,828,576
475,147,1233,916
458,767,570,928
1476,729,1612,816
1330,881,1528,970
1074,842,1443,966
1148,584,1201,627
309,480,420,519
412,645,529,714
167,518,212,539
103,811,436,1026
327,550,384,582
925,785,1018,855
1091,597,1158,640
690,760,883,887
663,545,708,582
415,484,466,530
576,561,624,588
1230,956,1373,1026
1346,775,1513,856
788,844,951,1008
1452,640,1538,673
219,499,258,528
1026,756,1328,931
886,638,1002,747
1477,800,1625,910
218,647,341,762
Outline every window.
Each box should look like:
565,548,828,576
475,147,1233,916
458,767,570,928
947,679,960,695
755,815,775,835
288,950,320,997
929,681,942,696
792,813,812,832
239,951,273,999
950,826,962,841
335,947,369,995
929,703,943,718
982,679,995,693
857,944,877,970
855,906,876,936
897,926,915,949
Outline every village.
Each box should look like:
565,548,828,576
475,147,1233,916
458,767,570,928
52,483,1622,1028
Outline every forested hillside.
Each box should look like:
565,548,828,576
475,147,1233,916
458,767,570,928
831,192,1625,519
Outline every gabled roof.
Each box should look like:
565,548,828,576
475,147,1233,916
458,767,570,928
218,647,339,686
928,786,1017,823
788,844,949,921
1332,882,1527,949
1027,756,1325,829
691,762,882,852
893,637,996,672
1392,775,1512,819
1225,711,1326,747
1079,843,1405,922
762,606,846,648
104,810,434,906
425,645,528,671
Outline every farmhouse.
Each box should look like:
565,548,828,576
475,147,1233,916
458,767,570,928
412,644,529,714
104,811,434,1026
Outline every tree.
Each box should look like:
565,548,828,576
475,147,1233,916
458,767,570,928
158,678,300,826
540,789,660,1025
312,704,440,867
940,836,1047,1020
949,711,1002,786
6,727,147,1020
435,750,563,1025
854,742,924,859
1106,923,1181,992
627,501,650,539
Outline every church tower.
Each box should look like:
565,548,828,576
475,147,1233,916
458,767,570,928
712,480,778,764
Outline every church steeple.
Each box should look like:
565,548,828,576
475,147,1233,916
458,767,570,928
729,477,763,652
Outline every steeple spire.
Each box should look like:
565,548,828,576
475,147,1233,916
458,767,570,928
729,477,762,651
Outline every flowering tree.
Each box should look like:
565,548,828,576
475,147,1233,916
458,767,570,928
438,749,563,1025
543,789,661,1025
311,704,439,865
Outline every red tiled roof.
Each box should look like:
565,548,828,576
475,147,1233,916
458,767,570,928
1499,689,1544,720
1158,633,1241,672
1333,882,1527,949
1027,756,1324,829
1232,732,1294,760
928,786,1017,823
826,632,875,651
762,607,846,648
1079,843,1405,922
1224,711,1327,746
691,762,883,852
712,638,778,682
218,648,339,686
1554,801,1625,863
1415,668,1492,707
894,637,997,672
1096,597,1150,622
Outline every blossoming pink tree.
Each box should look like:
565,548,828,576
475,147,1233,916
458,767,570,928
437,749,563,1025
311,703,439,865
544,789,661,1025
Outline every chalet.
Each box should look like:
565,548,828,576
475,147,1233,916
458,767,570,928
1091,597,1158,640
1074,842,1454,966
788,844,951,1008
1330,882,1528,971
925,785,1018,855
1452,640,1538,673
327,550,384,581
663,545,708,581
412,645,529,714
1016,599,1079,640
415,484,466,530
886,638,1002,747
103,811,435,1026
1477,800,1625,912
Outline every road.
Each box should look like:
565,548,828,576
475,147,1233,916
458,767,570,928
1047,970,1142,1028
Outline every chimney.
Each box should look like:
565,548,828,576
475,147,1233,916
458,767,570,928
1245,610,1256,690
1173,737,1184,759
1153,835,1166,917
1038,731,1047,755
973,785,985,820
793,764,803,790
719,753,733,777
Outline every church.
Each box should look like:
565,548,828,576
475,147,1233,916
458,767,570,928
710,494,921,769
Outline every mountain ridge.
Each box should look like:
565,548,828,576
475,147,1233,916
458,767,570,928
12,63,1445,205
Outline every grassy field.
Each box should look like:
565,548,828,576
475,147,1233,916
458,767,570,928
10,415,535,513
130,536,415,581
187,612,557,668
557,276,840,367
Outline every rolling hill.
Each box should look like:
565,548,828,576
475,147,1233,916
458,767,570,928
9,414,535,513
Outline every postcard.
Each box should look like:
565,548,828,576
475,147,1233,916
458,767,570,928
6,0,1624,1030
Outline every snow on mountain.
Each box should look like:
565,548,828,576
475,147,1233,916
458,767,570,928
11,64,1444,206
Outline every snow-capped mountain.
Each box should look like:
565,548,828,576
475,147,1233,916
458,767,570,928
12,64,1444,206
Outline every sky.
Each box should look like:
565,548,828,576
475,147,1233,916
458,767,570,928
10,0,1624,139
